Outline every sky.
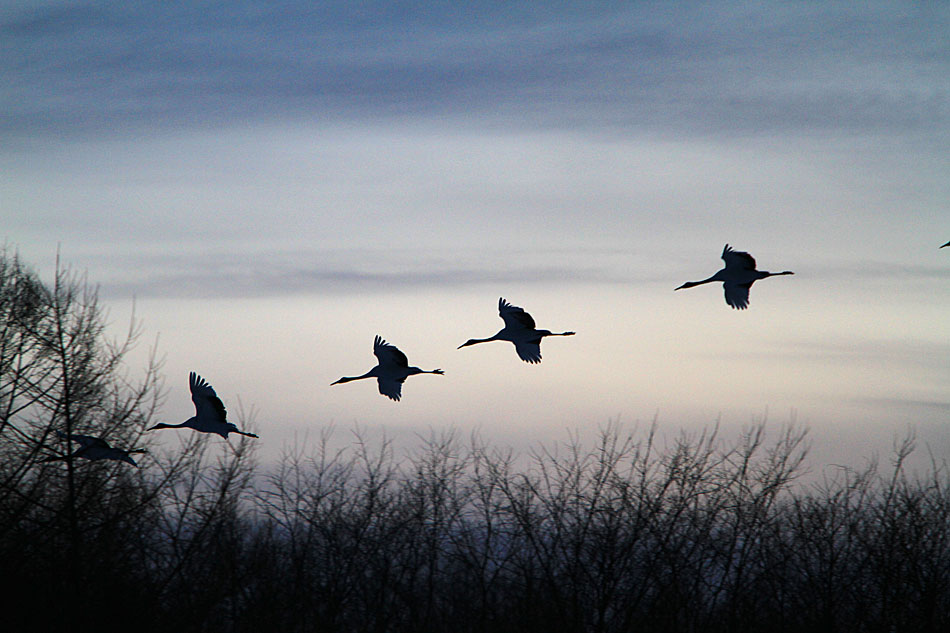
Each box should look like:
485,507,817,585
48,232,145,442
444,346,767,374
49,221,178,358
2,1,948,472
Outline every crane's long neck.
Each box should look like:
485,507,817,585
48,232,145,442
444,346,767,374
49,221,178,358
458,335,499,349
148,419,191,431
541,330,575,338
331,370,375,385
764,270,794,277
675,274,719,290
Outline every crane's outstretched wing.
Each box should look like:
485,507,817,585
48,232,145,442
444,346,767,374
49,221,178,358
724,282,752,310
56,430,110,450
499,297,536,330
116,452,139,466
100,448,139,466
721,244,756,271
374,335,409,367
513,338,543,364
190,372,227,422
377,376,405,401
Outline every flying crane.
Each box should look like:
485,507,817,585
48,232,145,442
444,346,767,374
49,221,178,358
458,297,575,363
675,244,794,310
43,431,146,466
148,372,258,439
332,335,444,401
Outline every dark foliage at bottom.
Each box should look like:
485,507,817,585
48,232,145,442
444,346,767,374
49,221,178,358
4,424,950,633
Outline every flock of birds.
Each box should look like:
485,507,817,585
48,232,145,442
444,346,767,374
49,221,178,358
41,241,948,467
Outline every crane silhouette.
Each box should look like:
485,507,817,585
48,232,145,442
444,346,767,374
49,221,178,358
148,372,258,439
458,297,575,363
675,244,794,310
941,240,949,248
43,431,146,466
331,335,444,401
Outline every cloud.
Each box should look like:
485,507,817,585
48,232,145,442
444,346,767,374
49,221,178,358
737,338,950,382
86,247,654,299
856,397,950,413
2,1,947,142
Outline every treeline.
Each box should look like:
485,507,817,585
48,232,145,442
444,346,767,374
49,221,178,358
2,250,949,633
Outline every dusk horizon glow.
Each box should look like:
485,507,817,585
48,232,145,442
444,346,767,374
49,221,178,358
2,1,947,472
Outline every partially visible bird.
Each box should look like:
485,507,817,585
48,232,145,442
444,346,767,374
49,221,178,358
43,431,146,466
148,372,259,439
675,244,794,310
941,240,949,248
331,335,444,401
458,297,576,363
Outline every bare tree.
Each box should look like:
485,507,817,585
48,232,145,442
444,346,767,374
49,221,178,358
0,249,174,629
